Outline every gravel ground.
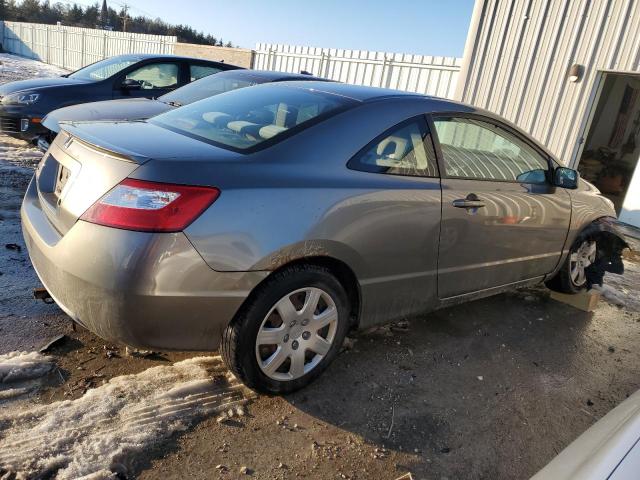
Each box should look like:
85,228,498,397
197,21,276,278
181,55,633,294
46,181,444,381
1,53,639,480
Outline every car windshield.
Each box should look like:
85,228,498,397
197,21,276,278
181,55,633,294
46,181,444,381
159,74,261,106
68,56,141,81
150,84,355,151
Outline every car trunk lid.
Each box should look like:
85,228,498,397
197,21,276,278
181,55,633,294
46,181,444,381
35,130,144,235
35,121,240,236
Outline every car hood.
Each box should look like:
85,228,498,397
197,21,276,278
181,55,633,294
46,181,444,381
43,98,172,133
61,121,240,163
0,77,90,95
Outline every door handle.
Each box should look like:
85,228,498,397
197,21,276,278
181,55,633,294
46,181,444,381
452,194,485,209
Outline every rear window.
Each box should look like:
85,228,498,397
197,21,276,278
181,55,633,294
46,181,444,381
159,73,260,106
150,84,356,151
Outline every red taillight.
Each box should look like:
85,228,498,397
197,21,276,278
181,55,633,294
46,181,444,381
80,178,220,232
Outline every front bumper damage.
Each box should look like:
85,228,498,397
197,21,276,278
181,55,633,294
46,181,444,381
584,217,631,288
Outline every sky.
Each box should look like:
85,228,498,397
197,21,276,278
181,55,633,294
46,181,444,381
104,0,476,57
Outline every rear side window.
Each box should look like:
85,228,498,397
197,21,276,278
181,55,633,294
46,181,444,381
433,117,549,182
348,117,439,177
125,63,179,89
190,65,222,81
150,84,356,151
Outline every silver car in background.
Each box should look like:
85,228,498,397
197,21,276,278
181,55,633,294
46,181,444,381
21,82,628,393
533,389,640,479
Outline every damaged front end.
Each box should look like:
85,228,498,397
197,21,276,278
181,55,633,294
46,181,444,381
584,217,631,289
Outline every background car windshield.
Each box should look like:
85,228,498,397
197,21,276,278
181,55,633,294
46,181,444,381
69,57,140,81
160,74,260,106
151,85,353,150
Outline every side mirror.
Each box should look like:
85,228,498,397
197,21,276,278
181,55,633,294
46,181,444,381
121,78,142,90
554,167,579,189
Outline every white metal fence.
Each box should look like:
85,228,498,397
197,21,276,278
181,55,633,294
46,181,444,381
1,21,176,71
0,22,461,98
254,43,462,99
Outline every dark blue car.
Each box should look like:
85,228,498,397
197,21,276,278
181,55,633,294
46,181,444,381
0,53,241,140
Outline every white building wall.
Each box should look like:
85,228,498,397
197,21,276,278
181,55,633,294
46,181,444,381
456,0,640,226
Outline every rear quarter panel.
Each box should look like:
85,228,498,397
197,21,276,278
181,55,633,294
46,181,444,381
157,98,452,325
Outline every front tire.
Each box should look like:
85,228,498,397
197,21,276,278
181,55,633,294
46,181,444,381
546,238,597,294
221,265,350,394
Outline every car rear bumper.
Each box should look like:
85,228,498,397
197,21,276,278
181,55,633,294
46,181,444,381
21,177,268,351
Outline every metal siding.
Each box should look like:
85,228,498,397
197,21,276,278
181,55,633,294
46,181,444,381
0,21,176,71
457,0,640,166
253,43,461,98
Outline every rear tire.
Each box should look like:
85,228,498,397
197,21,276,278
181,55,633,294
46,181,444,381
221,264,350,394
546,237,598,294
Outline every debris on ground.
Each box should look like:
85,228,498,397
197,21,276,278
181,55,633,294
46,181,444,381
125,346,160,358
0,351,54,383
395,474,414,480
103,345,119,359
0,356,253,479
4,243,21,251
38,334,68,353
390,320,411,332
239,465,253,475
342,336,357,351
0,387,31,400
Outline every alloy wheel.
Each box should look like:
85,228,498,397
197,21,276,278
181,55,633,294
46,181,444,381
255,287,338,381
569,240,597,287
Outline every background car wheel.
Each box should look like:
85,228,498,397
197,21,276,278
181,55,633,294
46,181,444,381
221,264,350,394
546,238,598,294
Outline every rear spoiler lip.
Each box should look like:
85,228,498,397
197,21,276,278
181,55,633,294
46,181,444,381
59,122,151,165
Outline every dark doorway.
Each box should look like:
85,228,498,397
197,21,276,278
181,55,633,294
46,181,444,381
578,73,640,217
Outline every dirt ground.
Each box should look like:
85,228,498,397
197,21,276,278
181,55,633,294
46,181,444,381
1,54,640,480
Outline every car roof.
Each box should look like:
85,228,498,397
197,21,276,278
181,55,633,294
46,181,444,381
255,81,556,156
213,69,329,82
272,80,430,102
111,53,242,66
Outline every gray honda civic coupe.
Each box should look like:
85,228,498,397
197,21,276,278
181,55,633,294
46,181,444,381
21,81,628,393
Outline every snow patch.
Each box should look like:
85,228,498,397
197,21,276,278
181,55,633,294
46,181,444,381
0,53,68,83
596,259,640,312
0,135,44,169
0,356,253,479
0,351,53,383
0,53,67,172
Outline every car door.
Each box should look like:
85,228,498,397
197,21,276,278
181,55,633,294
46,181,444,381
346,115,443,323
113,61,182,99
431,114,571,298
